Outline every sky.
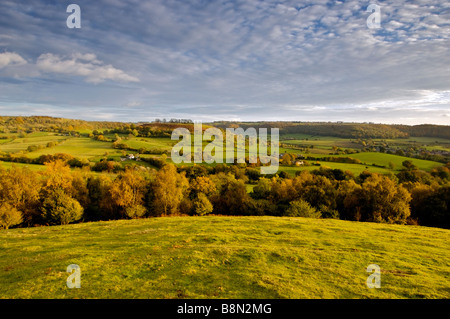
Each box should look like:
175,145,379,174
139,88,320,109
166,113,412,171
0,0,449,125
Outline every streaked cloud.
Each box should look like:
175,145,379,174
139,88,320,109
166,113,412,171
0,0,448,124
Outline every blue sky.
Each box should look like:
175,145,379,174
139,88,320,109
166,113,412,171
0,0,449,124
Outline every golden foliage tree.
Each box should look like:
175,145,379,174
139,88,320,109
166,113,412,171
0,203,23,229
341,174,411,224
109,169,148,218
0,166,41,225
151,164,189,216
42,160,74,195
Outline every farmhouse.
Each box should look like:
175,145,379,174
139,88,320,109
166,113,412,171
120,154,140,161
295,160,304,166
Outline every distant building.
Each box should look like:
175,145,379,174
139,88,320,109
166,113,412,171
295,161,304,166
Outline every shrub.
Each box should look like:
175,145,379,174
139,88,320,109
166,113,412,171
124,205,147,219
285,199,321,218
193,193,214,216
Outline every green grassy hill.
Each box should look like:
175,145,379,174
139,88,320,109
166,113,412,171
1,216,448,299
311,152,442,171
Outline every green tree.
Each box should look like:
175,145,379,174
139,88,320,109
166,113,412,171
193,193,214,216
210,173,252,216
284,199,321,218
251,177,271,199
124,204,147,219
402,160,417,170
41,189,84,225
414,186,450,228
86,175,115,220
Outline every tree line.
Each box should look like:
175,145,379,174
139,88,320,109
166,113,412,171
0,160,448,230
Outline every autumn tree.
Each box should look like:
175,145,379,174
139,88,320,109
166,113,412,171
151,164,189,216
297,174,338,211
0,203,23,229
189,176,217,198
210,173,252,215
269,176,296,204
109,169,148,218
0,166,41,225
41,160,74,195
344,174,411,224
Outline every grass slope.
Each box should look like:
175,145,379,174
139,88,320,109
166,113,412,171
1,216,449,299
310,152,442,171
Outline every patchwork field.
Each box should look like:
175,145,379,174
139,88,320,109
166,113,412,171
0,132,67,153
0,128,447,178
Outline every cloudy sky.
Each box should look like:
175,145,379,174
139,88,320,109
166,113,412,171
0,0,449,124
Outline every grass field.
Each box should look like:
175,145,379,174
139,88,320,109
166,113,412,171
0,133,67,153
280,134,356,151
26,137,120,160
281,163,392,177
309,152,442,171
0,216,448,299
122,137,174,151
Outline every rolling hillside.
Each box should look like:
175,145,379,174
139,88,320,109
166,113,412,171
1,216,449,299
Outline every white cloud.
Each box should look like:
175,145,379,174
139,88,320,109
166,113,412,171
36,53,139,84
0,52,26,69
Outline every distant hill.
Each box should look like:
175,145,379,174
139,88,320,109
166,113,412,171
394,124,450,139
212,121,450,139
1,116,449,139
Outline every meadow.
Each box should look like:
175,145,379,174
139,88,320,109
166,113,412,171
0,216,449,299
308,152,442,172
281,162,392,177
27,137,120,160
